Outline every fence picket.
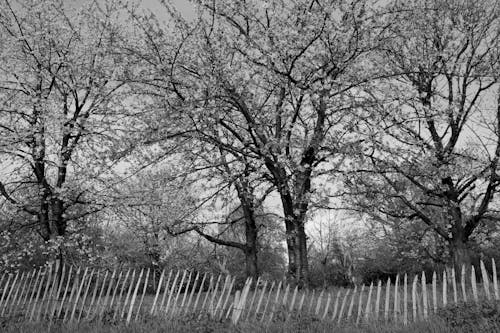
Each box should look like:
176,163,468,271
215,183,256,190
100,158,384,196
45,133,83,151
260,281,275,323
365,282,373,322
375,280,381,319
432,271,437,314
0,273,13,315
245,277,260,321
78,268,95,321
150,269,165,315
126,268,144,324
113,269,128,320
200,273,213,312
322,292,331,320
384,277,391,322
450,267,457,304
412,274,417,322
356,285,364,325
253,280,268,321
268,280,281,323
442,270,447,306
331,289,340,321
121,269,136,319
179,271,193,316
57,266,73,319
394,274,399,322
422,272,428,319
165,270,180,316
403,274,408,326
471,265,478,302
347,285,357,320
480,260,491,300
338,288,350,324
7,271,23,316
192,272,207,313
493,258,499,300
159,270,173,312
135,268,150,321
315,289,324,317
287,285,298,321
460,265,466,303
70,267,88,322
186,271,200,315
220,277,235,320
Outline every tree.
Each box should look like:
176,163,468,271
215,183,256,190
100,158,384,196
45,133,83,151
133,0,378,284
344,0,500,270
0,0,134,262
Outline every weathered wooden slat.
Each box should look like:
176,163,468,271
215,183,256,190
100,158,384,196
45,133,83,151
365,282,373,322
165,270,182,316
185,271,200,315
331,289,340,322
127,268,144,323
432,271,437,314
394,274,399,322
200,273,213,313
480,260,491,300
322,292,331,320
347,285,357,320
356,285,364,325
7,271,24,316
245,276,261,321
267,280,282,323
0,273,13,315
412,274,418,322
135,268,150,321
253,280,268,321
338,288,350,324
471,265,478,302
442,270,447,306
159,270,173,313
30,267,48,321
109,270,124,313
375,280,381,319
192,272,207,313
315,289,324,317
260,281,275,323
460,265,466,303
70,267,88,322
57,266,73,319
422,271,428,319
150,269,165,315
219,276,235,320
493,258,499,300
78,268,95,321
403,274,408,326
384,277,390,322
121,269,136,319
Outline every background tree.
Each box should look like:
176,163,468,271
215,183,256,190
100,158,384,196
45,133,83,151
344,0,500,270
0,0,137,263
132,0,379,284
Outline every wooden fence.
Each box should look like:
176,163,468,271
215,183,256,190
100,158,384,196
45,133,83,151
0,259,498,326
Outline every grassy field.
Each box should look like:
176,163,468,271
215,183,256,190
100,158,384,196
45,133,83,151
2,301,500,333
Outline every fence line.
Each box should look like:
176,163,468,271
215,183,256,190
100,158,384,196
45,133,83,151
0,259,498,326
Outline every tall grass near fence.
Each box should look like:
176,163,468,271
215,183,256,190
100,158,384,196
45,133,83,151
0,258,499,327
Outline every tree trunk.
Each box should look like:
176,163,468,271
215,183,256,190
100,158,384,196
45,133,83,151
449,237,471,275
296,221,309,286
244,207,259,280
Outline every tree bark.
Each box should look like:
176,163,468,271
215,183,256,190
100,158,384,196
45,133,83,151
449,237,471,274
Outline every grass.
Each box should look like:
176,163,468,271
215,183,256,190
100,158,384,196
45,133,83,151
2,301,500,333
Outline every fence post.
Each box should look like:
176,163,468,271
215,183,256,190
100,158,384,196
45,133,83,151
356,285,365,325
338,288,350,324
493,258,499,300
135,268,150,321
412,274,418,322
442,270,447,306
480,260,491,300
403,274,408,326
471,265,478,303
